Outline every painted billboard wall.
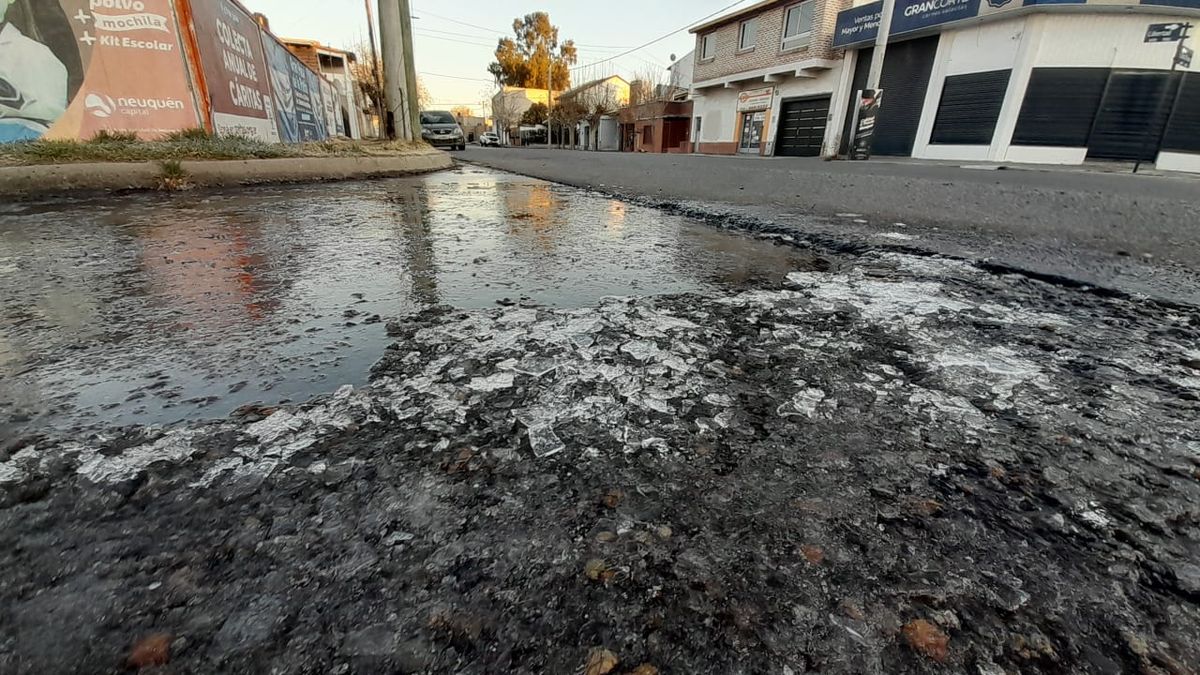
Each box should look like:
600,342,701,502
260,31,327,143
186,0,277,142
0,0,336,143
0,0,201,142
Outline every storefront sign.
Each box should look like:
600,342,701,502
187,0,278,141
0,0,200,142
833,0,1188,48
892,0,981,35
849,89,882,161
737,87,774,112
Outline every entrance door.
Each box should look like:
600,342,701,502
1088,71,1181,161
842,35,939,156
777,96,831,157
739,111,765,154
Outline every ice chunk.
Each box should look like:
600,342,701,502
704,393,735,407
620,340,663,362
468,372,515,392
513,356,560,378
780,386,826,419
527,423,566,458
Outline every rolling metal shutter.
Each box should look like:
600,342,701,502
1162,73,1200,154
930,70,1012,145
840,35,939,157
1012,68,1109,147
873,36,939,156
776,97,831,157
1088,71,1182,161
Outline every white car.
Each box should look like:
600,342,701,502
479,132,501,147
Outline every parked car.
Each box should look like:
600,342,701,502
479,132,501,147
420,111,465,151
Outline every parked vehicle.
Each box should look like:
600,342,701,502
420,111,465,151
479,132,501,147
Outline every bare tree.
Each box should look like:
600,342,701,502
491,89,518,144
576,82,620,151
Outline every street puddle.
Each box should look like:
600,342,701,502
0,167,822,436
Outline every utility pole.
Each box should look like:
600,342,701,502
547,57,553,148
847,0,895,160
378,0,420,141
1135,22,1192,173
363,0,386,138
398,0,422,138
865,0,896,91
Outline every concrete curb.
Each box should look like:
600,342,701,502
0,150,453,198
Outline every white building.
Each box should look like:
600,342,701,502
831,0,1200,171
559,76,632,151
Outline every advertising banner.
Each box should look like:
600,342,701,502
319,77,338,138
0,0,200,142
260,33,327,143
187,0,277,141
849,89,882,161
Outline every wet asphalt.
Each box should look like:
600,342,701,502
458,147,1200,306
2,163,1199,674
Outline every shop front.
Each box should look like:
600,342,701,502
832,0,1200,172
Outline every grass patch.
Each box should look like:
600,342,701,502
0,134,431,166
155,159,192,192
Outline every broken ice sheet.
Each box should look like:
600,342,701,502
512,356,560,378
778,386,826,419
468,372,515,392
526,423,566,458
620,340,663,362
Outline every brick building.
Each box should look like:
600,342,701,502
618,101,695,153
689,0,851,156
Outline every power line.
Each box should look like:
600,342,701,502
413,9,509,36
417,26,501,41
570,0,756,71
413,32,498,48
420,71,495,83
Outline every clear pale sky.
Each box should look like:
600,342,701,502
240,0,758,114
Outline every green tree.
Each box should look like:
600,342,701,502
520,102,549,126
487,12,577,91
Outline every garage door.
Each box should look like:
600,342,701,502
776,97,830,157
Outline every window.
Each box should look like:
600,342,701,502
700,34,716,61
739,18,758,51
782,1,815,51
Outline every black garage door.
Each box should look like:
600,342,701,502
842,35,940,157
776,96,831,157
1088,71,1182,161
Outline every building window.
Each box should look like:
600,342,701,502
738,18,758,52
782,1,815,51
699,34,716,61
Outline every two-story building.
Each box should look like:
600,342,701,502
689,0,852,157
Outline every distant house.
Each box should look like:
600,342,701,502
281,39,373,139
491,87,560,145
558,75,631,151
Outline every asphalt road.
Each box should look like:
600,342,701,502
459,147,1200,305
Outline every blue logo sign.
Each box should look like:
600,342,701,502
988,0,1013,7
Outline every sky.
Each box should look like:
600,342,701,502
239,0,760,115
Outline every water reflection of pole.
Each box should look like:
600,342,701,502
390,186,439,306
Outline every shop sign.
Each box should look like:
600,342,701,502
832,0,1178,49
737,87,774,112
891,0,981,36
1,0,200,143
188,0,278,141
